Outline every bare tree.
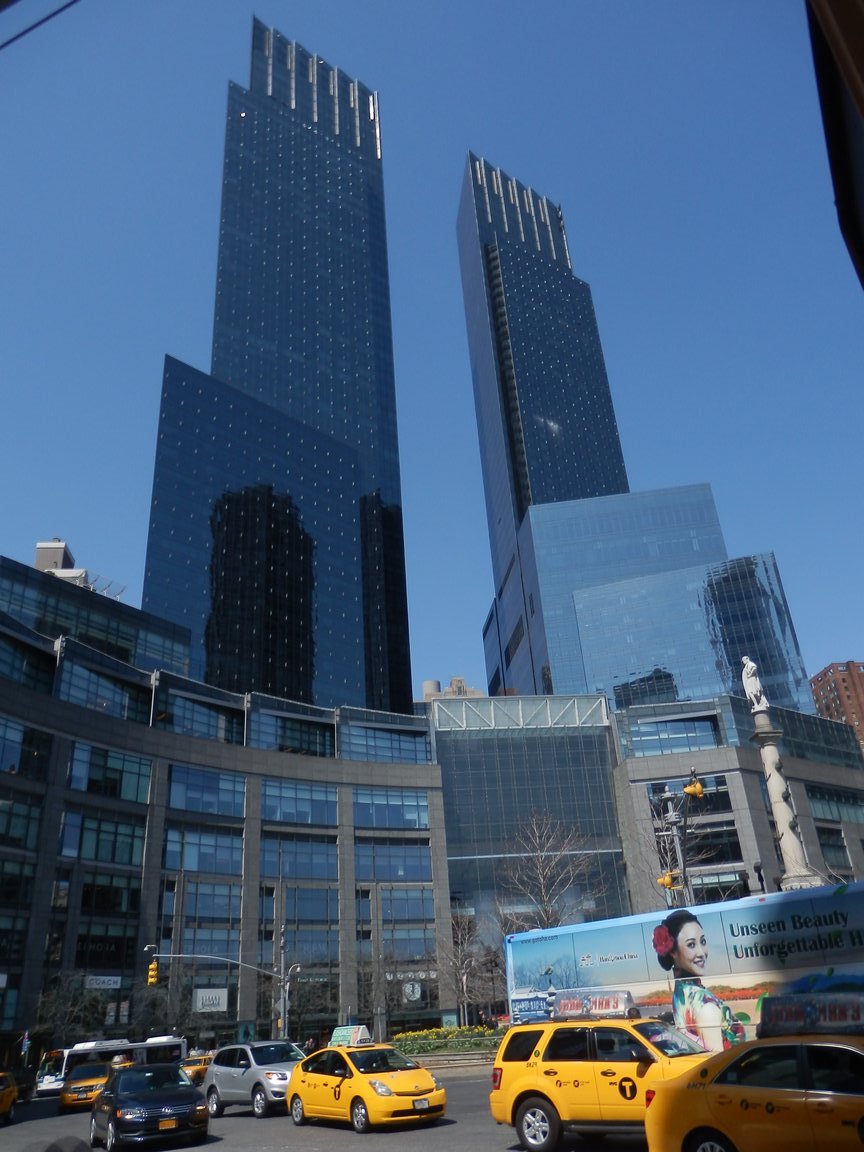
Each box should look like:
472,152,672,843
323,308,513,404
36,971,108,1045
448,912,482,1026
496,811,600,932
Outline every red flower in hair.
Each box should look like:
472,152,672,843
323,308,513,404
652,924,675,958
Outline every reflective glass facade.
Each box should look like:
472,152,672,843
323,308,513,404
144,20,411,714
431,695,628,921
457,154,629,585
482,483,812,712
565,553,810,711
0,556,190,676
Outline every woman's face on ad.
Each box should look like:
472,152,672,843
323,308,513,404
673,920,708,974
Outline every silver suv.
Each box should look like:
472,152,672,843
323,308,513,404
202,1040,304,1118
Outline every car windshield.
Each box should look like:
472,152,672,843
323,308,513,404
349,1048,419,1074
118,1067,190,1093
68,1063,108,1082
250,1042,304,1065
634,1020,707,1056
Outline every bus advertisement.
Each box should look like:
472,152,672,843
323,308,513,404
35,1035,188,1095
504,881,864,1050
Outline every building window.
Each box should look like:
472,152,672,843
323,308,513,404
339,724,430,764
69,744,151,803
354,839,433,882
169,763,245,817
816,825,851,871
379,886,435,922
0,718,51,781
0,792,39,849
262,779,337,825
78,814,145,866
165,825,243,876
260,835,338,880
80,871,141,916
353,788,429,830
283,886,339,924
807,785,864,824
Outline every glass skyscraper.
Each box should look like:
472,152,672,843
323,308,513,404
458,153,629,586
144,20,411,714
458,155,812,713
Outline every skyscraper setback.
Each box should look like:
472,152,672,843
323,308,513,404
458,154,813,712
144,21,412,714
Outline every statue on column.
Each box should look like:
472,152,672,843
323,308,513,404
741,656,768,713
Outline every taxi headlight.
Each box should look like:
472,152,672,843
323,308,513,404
369,1079,394,1097
432,1074,443,1090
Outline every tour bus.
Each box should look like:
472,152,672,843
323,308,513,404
35,1035,187,1095
504,880,864,1042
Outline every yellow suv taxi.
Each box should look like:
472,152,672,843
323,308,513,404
489,1014,710,1150
58,1062,111,1113
0,1070,18,1125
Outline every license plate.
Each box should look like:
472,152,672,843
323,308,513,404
158,1118,178,1130
413,1098,429,1111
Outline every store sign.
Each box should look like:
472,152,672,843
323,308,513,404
85,975,122,990
195,988,228,1013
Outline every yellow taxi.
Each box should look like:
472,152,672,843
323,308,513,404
58,1061,111,1113
489,1013,711,1149
645,1029,864,1152
178,1052,212,1085
0,1070,18,1125
287,1029,446,1133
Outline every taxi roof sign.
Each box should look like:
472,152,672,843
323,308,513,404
329,1025,373,1047
759,993,864,1037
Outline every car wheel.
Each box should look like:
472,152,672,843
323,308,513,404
89,1115,101,1147
105,1119,119,1152
3,1102,14,1126
206,1089,224,1118
290,1095,307,1126
251,1085,269,1118
684,1131,739,1152
515,1096,562,1152
351,1097,372,1134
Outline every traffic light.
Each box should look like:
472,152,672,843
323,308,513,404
683,780,704,799
656,872,677,890
147,959,159,986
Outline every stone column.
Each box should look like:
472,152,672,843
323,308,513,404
749,710,823,891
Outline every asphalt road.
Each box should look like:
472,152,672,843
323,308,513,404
7,1072,648,1152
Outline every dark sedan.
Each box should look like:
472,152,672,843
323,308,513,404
89,1063,208,1149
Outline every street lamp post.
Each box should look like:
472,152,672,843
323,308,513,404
281,959,301,1039
652,768,703,906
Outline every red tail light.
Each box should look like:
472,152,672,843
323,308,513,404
491,1067,502,1090
645,1088,656,1108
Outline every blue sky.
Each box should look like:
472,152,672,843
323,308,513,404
1,1,860,701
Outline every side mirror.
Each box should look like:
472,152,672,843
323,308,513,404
630,1045,656,1064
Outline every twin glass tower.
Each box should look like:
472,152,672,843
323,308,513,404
458,154,813,713
145,20,811,719
144,21,411,714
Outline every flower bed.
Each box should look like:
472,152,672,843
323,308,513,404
391,1025,500,1055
